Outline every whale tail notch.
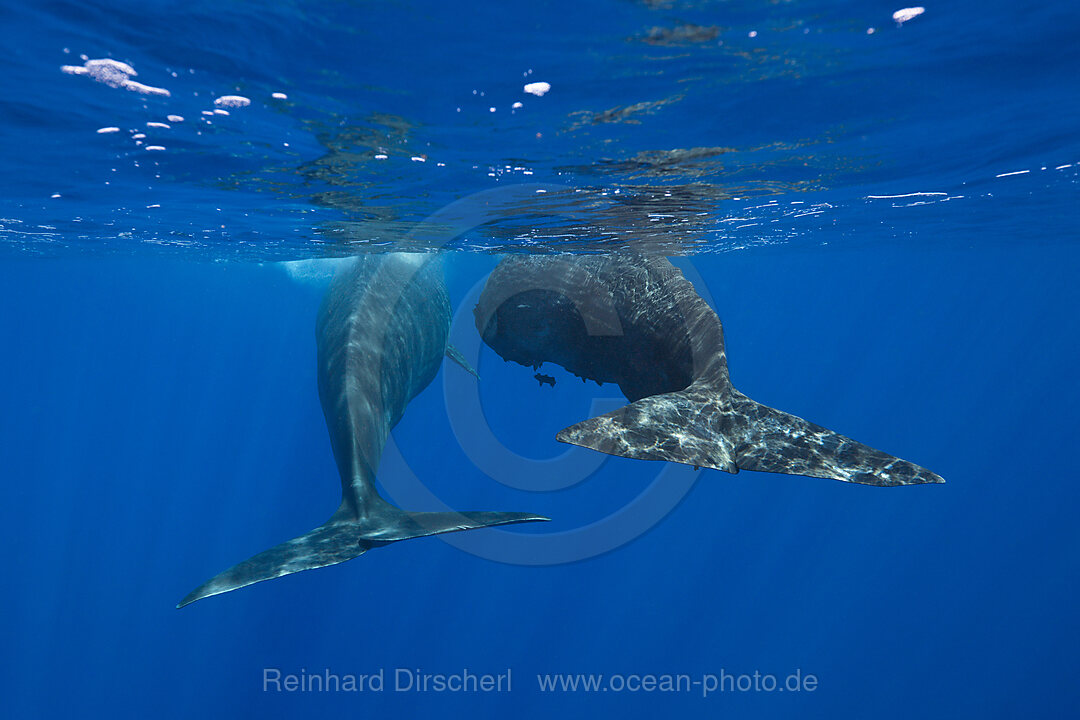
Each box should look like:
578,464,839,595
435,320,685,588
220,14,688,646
177,503,548,608
555,383,944,487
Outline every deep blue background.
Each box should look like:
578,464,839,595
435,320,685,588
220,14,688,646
2,0,1079,717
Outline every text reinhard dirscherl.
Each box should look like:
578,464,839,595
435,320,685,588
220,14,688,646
263,668,511,694
262,668,818,697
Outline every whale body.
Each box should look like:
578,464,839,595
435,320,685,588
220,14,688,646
474,253,943,487
179,253,546,607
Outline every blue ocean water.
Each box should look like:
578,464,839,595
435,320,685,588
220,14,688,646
2,0,1078,716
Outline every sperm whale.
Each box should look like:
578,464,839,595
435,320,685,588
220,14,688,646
179,253,546,607
474,253,943,487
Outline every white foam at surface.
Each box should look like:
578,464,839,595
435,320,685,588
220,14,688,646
893,6,925,23
125,80,170,96
96,127,121,134
523,81,551,97
61,57,171,96
867,191,947,199
167,115,184,123
214,95,251,108
82,58,135,86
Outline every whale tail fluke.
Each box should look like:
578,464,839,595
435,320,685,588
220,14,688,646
726,393,944,486
555,384,943,487
177,517,370,609
177,504,548,608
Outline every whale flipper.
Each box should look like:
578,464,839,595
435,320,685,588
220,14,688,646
445,343,480,379
556,383,943,487
178,503,546,608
